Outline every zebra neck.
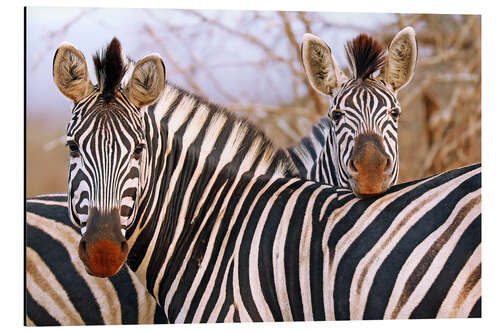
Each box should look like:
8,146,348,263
311,134,340,186
125,83,297,299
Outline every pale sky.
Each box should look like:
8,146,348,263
26,7,394,117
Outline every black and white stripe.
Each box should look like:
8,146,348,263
26,163,481,324
287,117,336,184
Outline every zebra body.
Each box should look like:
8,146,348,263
26,166,481,323
127,162,480,322
28,36,481,324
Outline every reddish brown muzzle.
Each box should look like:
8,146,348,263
348,133,392,197
78,208,128,278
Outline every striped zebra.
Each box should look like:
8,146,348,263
26,37,297,325
45,37,480,322
290,28,418,196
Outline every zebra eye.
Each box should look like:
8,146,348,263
66,141,80,158
390,108,401,119
132,144,145,158
330,110,344,123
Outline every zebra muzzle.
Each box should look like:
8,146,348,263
78,208,129,277
348,133,392,197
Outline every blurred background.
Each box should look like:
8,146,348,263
26,7,481,197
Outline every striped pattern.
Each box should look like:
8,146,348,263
66,87,147,233
290,79,401,189
32,38,481,325
287,117,335,184
26,164,481,324
125,152,480,322
66,84,297,234
98,79,479,321
25,193,167,326
28,39,298,326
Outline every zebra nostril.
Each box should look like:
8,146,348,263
384,156,391,172
349,159,358,173
80,240,87,253
120,240,128,254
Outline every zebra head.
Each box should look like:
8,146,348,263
52,38,166,277
301,27,417,197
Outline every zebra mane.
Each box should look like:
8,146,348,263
345,33,385,80
156,82,299,178
93,37,128,100
287,117,332,173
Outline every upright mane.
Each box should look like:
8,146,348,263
155,82,299,178
93,37,128,100
345,33,385,80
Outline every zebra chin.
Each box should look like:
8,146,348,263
78,207,129,278
349,176,392,198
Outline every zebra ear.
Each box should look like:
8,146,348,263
301,33,347,96
125,54,166,108
384,27,418,93
53,42,94,103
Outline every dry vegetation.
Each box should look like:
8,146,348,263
26,10,481,197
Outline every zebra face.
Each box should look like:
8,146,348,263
302,28,417,197
66,93,146,235
53,38,165,277
328,80,400,196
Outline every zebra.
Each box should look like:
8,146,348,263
47,37,480,322
289,28,418,197
26,38,297,325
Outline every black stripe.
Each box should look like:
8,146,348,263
26,202,76,232
154,306,169,323
284,182,320,321
469,297,481,318
26,290,60,326
309,187,336,320
301,137,317,162
28,195,67,202
237,178,292,322
258,179,305,321
108,267,139,324
287,147,307,176
215,261,236,323
409,216,481,319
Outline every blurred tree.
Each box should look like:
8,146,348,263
26,9,480,195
